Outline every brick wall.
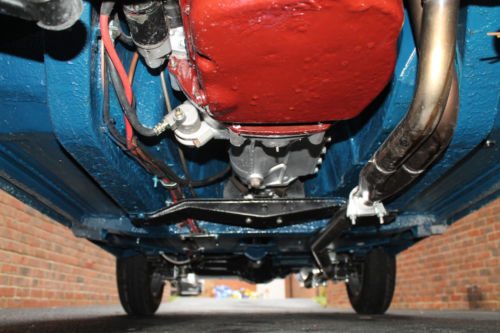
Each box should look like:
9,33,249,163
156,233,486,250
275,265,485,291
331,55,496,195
285,275,320,298
0,188,171,309
1,186,499,310
0,191,121,308
326,197,500,310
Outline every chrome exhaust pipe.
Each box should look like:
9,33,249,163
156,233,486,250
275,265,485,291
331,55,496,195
369,0,460,199
358,0,460,202
311,0,460,277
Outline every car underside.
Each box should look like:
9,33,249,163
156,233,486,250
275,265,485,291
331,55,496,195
0,0,499,315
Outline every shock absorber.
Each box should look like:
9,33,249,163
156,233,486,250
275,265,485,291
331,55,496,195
123,0,171,69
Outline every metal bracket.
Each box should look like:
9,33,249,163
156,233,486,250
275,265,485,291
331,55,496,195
132,198,345,229
346,187,387,225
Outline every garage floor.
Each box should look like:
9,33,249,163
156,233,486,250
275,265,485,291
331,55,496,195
0,298,498,333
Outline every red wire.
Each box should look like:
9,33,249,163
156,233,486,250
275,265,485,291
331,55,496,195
186,219,198,233
99,14,134,150
100,14,199,234
191,218,200,232
162,178,199,233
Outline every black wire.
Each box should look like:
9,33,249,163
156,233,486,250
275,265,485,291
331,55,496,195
101,1,115,16
178,147,197,198
135,140,231,188
102,49,127,148
104,52,231,188
102,54,164,180
102,0,165,137
116,22,133,45
118,31,133,45
111,12,134,45
105,55,161,137
177,147,202,232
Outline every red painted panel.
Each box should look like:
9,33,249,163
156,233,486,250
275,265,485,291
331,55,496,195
183,0,403,124
168,56,206,105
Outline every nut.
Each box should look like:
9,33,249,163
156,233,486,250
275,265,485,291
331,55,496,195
174,108,184,120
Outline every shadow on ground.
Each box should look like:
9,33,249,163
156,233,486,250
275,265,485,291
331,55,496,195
0,299,498,333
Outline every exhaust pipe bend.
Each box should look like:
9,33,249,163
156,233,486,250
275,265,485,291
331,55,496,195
368,0,460,199
379,71,458,197
311,0,460,276
358,0,460,202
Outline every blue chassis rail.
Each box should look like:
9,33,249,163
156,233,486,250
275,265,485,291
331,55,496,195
0,3,499,263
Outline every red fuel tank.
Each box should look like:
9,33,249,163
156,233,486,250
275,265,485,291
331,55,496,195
179,0,404,125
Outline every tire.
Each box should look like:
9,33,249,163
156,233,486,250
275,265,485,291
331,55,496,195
346,248,396,315
117,254,164,316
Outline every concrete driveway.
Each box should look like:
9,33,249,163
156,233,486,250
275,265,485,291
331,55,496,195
0,298,498,332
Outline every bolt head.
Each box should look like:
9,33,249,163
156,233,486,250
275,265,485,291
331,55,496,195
174,108,184,120
250,177,262,188
349,216,357,225
195,91,208,105
245,217,252,224
170,59,177,70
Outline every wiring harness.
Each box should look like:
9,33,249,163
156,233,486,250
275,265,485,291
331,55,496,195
99,1,231,233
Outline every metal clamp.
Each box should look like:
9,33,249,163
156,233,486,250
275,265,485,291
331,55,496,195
346,187,387,225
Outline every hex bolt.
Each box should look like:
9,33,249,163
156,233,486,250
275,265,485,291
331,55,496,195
485,139,496,148
174,108,184,120
170,59,177,70
194,91,207,105
250,177,262,188
245,217,252,224
350,216,357,225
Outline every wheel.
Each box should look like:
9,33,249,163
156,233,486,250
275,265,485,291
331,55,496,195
346,248,396,314
116,254,165,316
